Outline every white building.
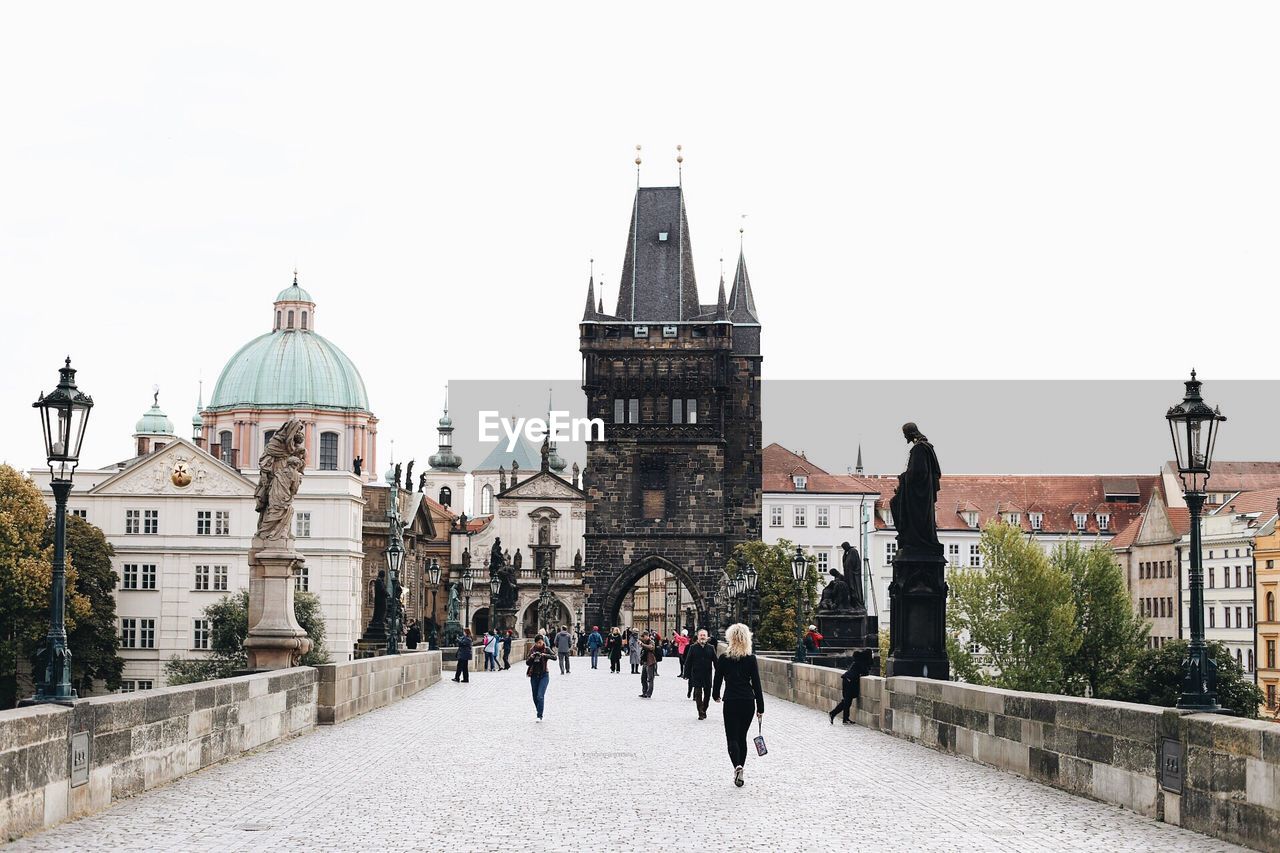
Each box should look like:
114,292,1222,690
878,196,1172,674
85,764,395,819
762,443,880,611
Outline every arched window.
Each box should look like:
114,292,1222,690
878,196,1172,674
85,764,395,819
287,310,295,329
264,429,276,448
319,432,339,470
1268,591,1275,623
301,311,308,330
218,430,234,465
276,310,281,330
481,484,493,515
438,486,452,507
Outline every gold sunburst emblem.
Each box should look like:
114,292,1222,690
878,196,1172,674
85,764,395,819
171,460,193,487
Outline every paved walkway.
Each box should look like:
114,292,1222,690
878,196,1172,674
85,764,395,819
8,657,1247,852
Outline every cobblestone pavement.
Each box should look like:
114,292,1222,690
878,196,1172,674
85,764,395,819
9,657,1247,852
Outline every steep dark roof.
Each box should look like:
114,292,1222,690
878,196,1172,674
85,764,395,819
614,186,700,322
727,250,759,323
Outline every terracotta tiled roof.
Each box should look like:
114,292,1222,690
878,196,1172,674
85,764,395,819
1166,507,1191,538
1176,461,1280,494
1109,514,1144,551
863,474,1157,535
763,443,880,495
422,496,456,518
1212,487,1280,521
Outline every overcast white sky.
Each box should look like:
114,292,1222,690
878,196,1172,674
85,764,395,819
2,3,1278,472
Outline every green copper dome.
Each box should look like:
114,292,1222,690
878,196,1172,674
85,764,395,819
275,282,313,302
136,400,174,435
208,328,369,412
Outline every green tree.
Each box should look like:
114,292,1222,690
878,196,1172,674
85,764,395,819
727,539,817,652
948,522,1079,692
45,515,124,695
0,465,55,707
164,589,330,685
1120,639,1266,718
1056,540,1148,699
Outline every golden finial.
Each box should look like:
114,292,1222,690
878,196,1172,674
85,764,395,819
635,144,642,166
676,144,683,165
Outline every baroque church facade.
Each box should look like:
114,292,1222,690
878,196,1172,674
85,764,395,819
579,183,763,630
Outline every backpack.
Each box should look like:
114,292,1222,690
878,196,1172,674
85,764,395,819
654,644,663,662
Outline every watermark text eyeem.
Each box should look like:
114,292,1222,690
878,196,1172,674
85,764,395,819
478,411,604,451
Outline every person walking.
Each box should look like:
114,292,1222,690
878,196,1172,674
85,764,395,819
638,631,658,698
453,630,473,683
554,625,573,674
829,649,874,725
489,631,502,671
607,627,623,673
685,629,716,720
674,629,690,677
405,621,421,650
525,635,554,721
577,628,588,657
628,629,642,675
587,626,603,669
713,623,765,788
502,629,513,670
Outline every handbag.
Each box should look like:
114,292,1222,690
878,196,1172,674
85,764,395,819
753,718,768,757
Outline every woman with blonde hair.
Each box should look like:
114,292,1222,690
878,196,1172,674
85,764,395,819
713,623,765,788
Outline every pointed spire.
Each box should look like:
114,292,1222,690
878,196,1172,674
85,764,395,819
583,259,597,320
727,247,759,323
855,444,864,475
714,272,728,322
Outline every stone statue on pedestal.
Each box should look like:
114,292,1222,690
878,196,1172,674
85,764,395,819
370,570,388,624
889,422,942,558
253,420,306,548
447,582,460,623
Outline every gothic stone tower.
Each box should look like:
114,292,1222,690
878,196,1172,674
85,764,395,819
579,184,762,631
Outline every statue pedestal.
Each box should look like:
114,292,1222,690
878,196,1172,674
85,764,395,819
244,546,312,671
443,619,462,648
815,612,878,649
886,553,949,681
493,607,518,635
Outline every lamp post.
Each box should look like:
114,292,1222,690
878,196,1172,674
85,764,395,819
538,559,554,638
427,558,441,650
1167,370,1226,712
489,572,501,635
791,545,809,663
462,569,474,634
384,468,405,656
27,358,92,705
743,562,758,632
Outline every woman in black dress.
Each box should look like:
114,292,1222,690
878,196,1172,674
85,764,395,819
713,623,765,788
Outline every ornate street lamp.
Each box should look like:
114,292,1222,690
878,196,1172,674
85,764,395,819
27,358,92,705
791,545,809,663
489,572,501,634
384,468,405,656
743,562,759,631
1167,370,1226,711
427,558,441,650
462,569,474,633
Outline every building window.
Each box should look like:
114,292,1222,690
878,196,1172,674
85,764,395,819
662,325,678,338
121,563,156,590
885,542,898,563
1268,640,1276,669
1029,512,1043,531
1248,650,1255,673
144,510,158,534
141,564,156,589
213,565,228,591
1209,570,1214,589
481,484,494,515
1247,567,1253,587
816,506,829,528
301,311,308,330
793,475,807,491
275,310,281,330
1268,591,1275,622
439,486,452,507
295,512,312,538
71,509,87,520
816,551,829,571
1267,684,1276,710
1096,513,1110,531
118,680,153,693
195,564,210,590
1224,567,1231,588
1209,608,1215,628
122,564,138,590
948,543,960,567
294,564,309,592
193,619,211,650
614,399,625,424
1236,607,1242,629
197,510,211,535
125,509,141,534
1003,512,1021,526
671,398,684,424
969,544,981,568
641,461,667,521
287,310,295,328
629,399,640,423
769,506,783,527
1073,513,1087,531
320,432,339,471
120,618,155,649
633,325,648,338
793,506,807,527
839,506,855,528
963,511,979,529
219,431,234,465
215,511,230,536
1247,607,1254,628
685,399,697,425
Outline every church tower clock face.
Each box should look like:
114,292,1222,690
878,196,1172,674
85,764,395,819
171,459,193,487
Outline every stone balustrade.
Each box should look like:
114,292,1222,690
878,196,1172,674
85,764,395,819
315,651,441,725
754,656,1280,853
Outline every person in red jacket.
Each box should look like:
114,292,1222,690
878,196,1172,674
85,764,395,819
674,628,691,677
804,625,824,654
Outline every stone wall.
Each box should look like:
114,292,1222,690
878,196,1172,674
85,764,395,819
753,657,1280,852
315,651,441,725
1,668,316,842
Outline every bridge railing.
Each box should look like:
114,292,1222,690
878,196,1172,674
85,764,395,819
754,656,1279,853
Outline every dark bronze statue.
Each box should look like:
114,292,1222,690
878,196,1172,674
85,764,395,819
817,545,864,614
499,466,507,491
889,422,942,556
418,472,427,492
404,460,414,492
370,569,388,623
394,462,402,490
352,456,363,476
